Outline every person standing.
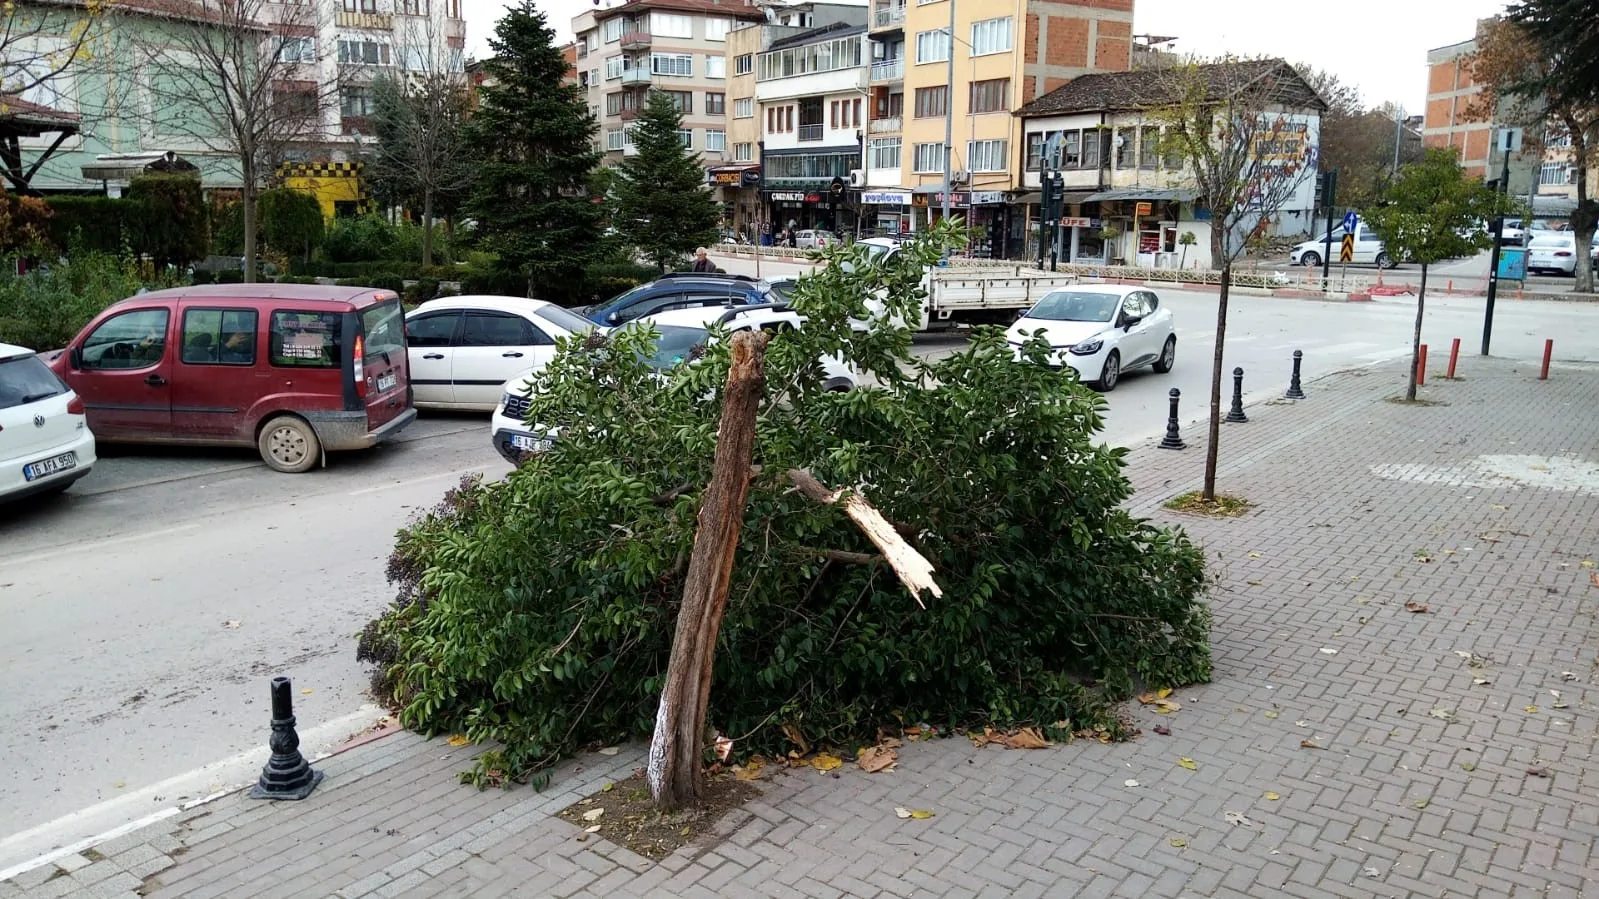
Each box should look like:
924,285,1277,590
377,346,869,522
691,248,715,273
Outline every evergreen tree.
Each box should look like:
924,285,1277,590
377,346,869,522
615,91,721,272
464,0,602,297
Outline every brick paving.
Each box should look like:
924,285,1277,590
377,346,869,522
4,355,1598,898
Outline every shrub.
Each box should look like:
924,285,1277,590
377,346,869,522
191,269,216,285
258,188,325,261
405,277,441,304
44,197,135,255
211,201,245,256
360,223,1212,786
0,252,185,349
216,270,244,284
322,215,399,262
460,263,527,298
367,272,405,294
277,274,318,285
126,174,207,267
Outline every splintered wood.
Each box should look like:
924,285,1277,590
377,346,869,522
786,468,942,607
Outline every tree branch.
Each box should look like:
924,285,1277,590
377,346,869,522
786,469,939,607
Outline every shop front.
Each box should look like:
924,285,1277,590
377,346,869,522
759,147,860,243
1081,188,1200,268
708,165,761,241
910,188,969,233
860,189,911,238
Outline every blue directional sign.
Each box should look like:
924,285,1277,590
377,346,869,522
1342,211,1358,233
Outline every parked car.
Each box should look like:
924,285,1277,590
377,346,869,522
794,229,839,249
1502,222,1529,246
574,273,779,328
489,303,857,463
48,284,415,473
1289,222,1394,268
1006,286,1177,392
1526,233,1579,276
404,296,598,412
1,343,96,501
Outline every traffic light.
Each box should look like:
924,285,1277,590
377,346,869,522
1042,173,1064,222
1040,171,1055,223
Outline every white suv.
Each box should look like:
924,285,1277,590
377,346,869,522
1,343,96,502
1290,222,1394,268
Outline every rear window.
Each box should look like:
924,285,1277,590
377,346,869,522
534,305,598,336
1529,235,1573,248
0,353,67,410
360,300,406,358
271,310,344,368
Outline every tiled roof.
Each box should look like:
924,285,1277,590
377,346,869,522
594,0,766,23
1017,59,1326,118
0,94,82,134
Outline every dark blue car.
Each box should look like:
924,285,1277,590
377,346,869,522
577,273,789,327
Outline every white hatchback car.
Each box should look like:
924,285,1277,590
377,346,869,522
1526,233,1579,276
404,296,599,411
1006,286,1176,391
794,229,839,249
0,343,96,502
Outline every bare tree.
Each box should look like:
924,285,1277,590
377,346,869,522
2,0,110,104
1150,58,1322,503
130,0,338,281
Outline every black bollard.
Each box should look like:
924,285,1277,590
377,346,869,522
250,677,323,801
1285,350,1306,400
1226,366,1248,423
1159,388,1186,450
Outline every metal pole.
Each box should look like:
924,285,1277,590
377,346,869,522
1481,150,1510,355
1321,170,1336,291
856,128,865,241
1037,155,1047,271
755,140,764,281
940,0,954,231
1392,106,1402,177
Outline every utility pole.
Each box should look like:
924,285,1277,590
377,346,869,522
1482,131,1516,356
1392,106,1403,178
940,0,954,234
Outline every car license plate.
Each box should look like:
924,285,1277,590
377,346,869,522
23,451,77,482
510,434,551,452
376,371,398,393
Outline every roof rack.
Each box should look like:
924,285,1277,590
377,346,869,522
656,272,758,283
713,302,792,327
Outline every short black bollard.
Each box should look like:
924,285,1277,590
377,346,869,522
1226,366,1248,423
1159,388,1186,450
250,677,323,801
1285,350,1307,400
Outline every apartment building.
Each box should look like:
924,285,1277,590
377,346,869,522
1422,28,1537,198
572,0,765,175
863,0,1134,256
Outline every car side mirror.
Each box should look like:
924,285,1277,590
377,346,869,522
1122,314,1141,330
69,346,83,369
606,311,622,325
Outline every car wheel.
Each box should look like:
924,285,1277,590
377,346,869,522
258,415,320,474
1300,251,1321,268
1152,335,1176,373
1375,252,1394,269
1094,350,1121,392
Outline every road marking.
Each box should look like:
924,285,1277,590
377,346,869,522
0,523,202,568
345,465,497,497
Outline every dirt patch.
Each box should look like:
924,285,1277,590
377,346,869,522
1384,396,1449,406
1163,491,1254,518
556,770,761,861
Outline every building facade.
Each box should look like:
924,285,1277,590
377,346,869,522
1422,29,1537,199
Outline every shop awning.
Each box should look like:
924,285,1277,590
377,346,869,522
1083,188,1199,202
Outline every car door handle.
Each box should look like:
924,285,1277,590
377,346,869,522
422,353,445,360
502,351,524,358
144,374,167,387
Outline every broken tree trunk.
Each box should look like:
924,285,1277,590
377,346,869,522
787,469,942,607
647,329,770,813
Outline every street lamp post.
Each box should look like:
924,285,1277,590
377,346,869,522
940,0,955,233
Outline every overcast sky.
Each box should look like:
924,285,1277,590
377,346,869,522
462,0,1513,113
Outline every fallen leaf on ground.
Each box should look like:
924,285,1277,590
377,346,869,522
733,756,767,781
1153,724,1172,736
1414,551,1433,563
1429,708,1454,721
221,620,240,629
810,753,843,772
1472,678,1491,686
1224,811,1253,826
300,688,313,695
1124,779,1140,787
601,782,614,792
1264,791,1280,801
1404,602,1429,614
1553,701,1569,709
1177,757,1198,770
1364,867,1381,878
1264,710,1279,720
446,734,469,747
1153,699,1182,714
1004,727,1051,750
598,746,620,756
1583,560,1596,568
1414,799,1429,809
894,807,934,819
1524,706,1539,714
1300,739,1323,750
1526,767,1550,778
1319,648,1339,655
856,745,897,773
582,808,604,822
1135,688,1172,705
1169,837,1187,847
584,824,601,834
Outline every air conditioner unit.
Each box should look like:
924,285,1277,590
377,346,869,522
848,169,865,187
951,169,969,184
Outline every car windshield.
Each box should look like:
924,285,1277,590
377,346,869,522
360,299,406,357
625,324,707,370
1027,291,1122,323
534,305,598,335
862,242,895,264
0,353,67,410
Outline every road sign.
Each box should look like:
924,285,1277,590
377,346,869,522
1497,128,1523,153
1342,211,1357,233
1043,132,1063,164
1340,233,1354,263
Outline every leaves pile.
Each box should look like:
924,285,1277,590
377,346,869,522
357,222,1212,786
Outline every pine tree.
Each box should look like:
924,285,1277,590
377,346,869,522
615,91,721,273
465,0,602,297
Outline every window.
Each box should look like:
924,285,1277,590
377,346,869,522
756,36,862,80
868,137,901,169
766,105,793,133
706,92,725,115
970,17,1012,55
461,313,548,347
705,17,732,41
602,18,626,42
913,142,945,173
705,55,725,79
830,98,861,129
1025,132,1044,171
606,92,640,116
651,53,693,76
1163,129,1184,170
650,13,693,38
734,53,753,74
275,89,317,121
0,354,66,410
181,309,258,366
1061,130,1081,167
1082,129,1101,169
734,142,753,161
661,90,692,113
445,0,459,15
400,0,426,15
605,56,623,79
706,129,726,151
270,310,343,369
404,311,459,348
78,309,169,370
606,128,627,150
1115,128,1134,168
1540,161,1574,185
277,37,315,64
966,139,1007,172
341,86,373,117
399,46,431,71
734,97,753,117
1139,126,1159,170
338,40,391,66
915,29,950,64
678,128,694,148
969,78,1008,114
914,85,946,118
361,300,407,360
876,91,904,118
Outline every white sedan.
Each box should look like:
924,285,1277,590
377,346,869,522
1005,286,1176,391
404,296,599,411
1,343,96,502
1526,233,1579,276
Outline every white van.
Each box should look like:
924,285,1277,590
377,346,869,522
1290,222,1394,268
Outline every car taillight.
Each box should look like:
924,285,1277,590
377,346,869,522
1555,251,1572,257
353,334,367,398
67,394,85,415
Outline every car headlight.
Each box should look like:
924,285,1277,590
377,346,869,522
1066,339,1103,356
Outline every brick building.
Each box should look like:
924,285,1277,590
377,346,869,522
1422,26,1536,199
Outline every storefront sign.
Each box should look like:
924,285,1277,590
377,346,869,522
1059,217,1095,229
969,191,1006,206
862,190,911,206
769,192,807,202
911,192,969,207
709,171,745,186
1135,201,1153,216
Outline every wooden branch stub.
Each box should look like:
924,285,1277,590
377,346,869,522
787,469,941,608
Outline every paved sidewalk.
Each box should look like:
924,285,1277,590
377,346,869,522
4,355,1598,899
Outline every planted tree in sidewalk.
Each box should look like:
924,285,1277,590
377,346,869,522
1151,57,1323,504
1470,16,1598,294
614,90,721,273
1363,149,1512,401
463,1,603,297
357,221,1211,795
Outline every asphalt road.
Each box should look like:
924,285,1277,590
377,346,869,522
2,263,1595,871
1264,248,1590,295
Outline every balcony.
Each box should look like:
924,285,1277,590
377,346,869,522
871,2,905,30
335,10,392,30
619,32,651,49
868,116,901,134
798,123,824,142
620,68,652,86
870,58,903,83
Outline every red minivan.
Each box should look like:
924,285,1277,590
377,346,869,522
49,284,416,473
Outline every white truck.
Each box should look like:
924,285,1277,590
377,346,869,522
855,237,1078,332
